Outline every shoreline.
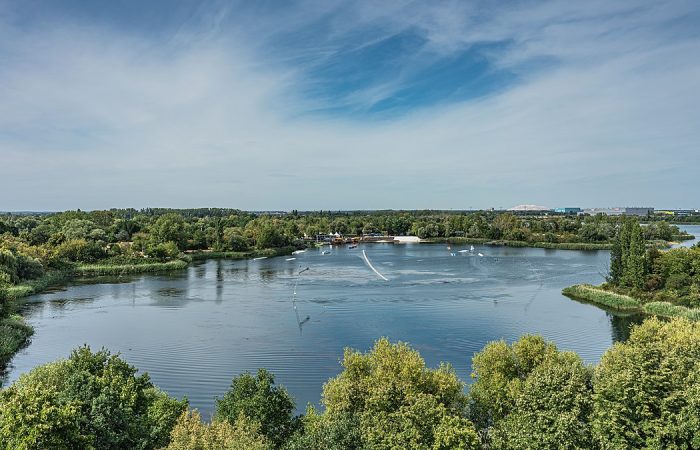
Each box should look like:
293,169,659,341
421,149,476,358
562,284,700,321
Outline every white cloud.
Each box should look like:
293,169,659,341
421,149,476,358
0,0,698,210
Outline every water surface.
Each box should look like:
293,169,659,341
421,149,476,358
6,243,638,416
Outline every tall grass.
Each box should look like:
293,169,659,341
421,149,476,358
562,284,641,311
6,270,72,299
0,315,34,369
189,246,297,261
75,259,188,276
563,284,700,321
643,302,700,321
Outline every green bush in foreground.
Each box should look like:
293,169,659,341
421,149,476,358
321,338,479,450
215,369,297,448
469,335,592,449
3,320,700,449
0,346,187,450
592,318,700,449
163,410,270,450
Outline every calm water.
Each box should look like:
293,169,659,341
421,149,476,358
673,224,700,248
4,243,648,416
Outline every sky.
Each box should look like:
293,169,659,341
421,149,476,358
1,0,699,211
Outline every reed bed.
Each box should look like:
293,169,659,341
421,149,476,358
75,259,188,276
563,284,700,321
643,302,700,321
562,284,641,311
6,270,72,299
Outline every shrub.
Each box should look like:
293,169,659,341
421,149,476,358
215,369,297,448
592,318,700,448
0,346,187,449
164,410,270,450
322,338,478,449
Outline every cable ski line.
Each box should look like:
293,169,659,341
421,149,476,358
362,250,389,281
291,266,311,334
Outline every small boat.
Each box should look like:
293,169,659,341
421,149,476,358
478,253,484,257
348,244,358,249
286,257,296,261
322,250,331,255
470,245,475,252
458,249,468,253
252,256,268,261
450,252,456,256
292,250,306,255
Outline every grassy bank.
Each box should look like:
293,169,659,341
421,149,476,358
562,284,641,312
188,246,297,261
643,302,700,321
74,259,189,277
0,314,34,371
562,284,700,321
6,270,73,299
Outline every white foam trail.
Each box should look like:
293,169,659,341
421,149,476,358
362,250,389,281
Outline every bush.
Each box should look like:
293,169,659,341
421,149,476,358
164,410,271,450
0,346,187,449
321,338,478,449
215,369,297,448
53,239,106,263
592,318,700,448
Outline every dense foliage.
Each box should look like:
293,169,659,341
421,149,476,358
163,410,270,450
215,369,298,447
608,219,700,307
2,319,699,449
0,346,187,449
0,209,690,295
314,338,479,449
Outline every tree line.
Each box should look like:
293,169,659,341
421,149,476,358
608,219,700,307
1,317,698,449
1,209,689,296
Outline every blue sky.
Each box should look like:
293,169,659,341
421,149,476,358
1,0,699,210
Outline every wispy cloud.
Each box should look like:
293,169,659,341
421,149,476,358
0,0,698,210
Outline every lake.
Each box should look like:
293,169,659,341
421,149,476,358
7,234,691,417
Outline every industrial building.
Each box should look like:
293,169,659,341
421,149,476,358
583,207,654,217
553,207,582,214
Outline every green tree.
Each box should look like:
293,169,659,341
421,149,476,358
284,407,361,450
0,346,187,450
469,335,593,449
164,410,271,450
621,221,646,289
592,318,700,449
150,213,187,250
321,338,479,449
215,369,297,448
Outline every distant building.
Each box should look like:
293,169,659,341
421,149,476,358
507,204,550,212
583,207,654,217
656,209,700,216
623,207,654,217
553,207,582,214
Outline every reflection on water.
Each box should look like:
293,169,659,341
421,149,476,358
6,243,634,415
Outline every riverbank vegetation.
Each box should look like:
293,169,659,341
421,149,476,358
0,209,693,372
1,209,692,298
564,219,700,319
1,318,698,449
0,314,33,371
